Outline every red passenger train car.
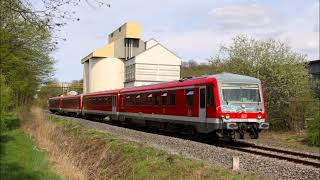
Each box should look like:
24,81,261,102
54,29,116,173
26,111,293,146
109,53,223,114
60,95,82,116
48,73,269,139
48,97,62,113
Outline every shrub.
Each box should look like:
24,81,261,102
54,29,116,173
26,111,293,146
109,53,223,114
307,112,320,146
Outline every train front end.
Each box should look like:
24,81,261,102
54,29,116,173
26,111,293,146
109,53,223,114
215,74,269,139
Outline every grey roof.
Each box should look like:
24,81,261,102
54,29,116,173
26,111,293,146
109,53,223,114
211,73,260,83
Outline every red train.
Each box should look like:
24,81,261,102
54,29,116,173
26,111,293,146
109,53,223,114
49,73,269,139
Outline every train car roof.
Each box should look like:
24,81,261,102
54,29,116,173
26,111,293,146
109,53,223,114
48,73,260,99
121,76,214,93
49,95,81,100
120,73,260,93
60,95,82,99
82,89,119,97
49,96,62,100
213,73,260,83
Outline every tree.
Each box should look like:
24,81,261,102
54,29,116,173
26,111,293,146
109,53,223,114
1,0,55,107
181,60,218,78
210,35,315,130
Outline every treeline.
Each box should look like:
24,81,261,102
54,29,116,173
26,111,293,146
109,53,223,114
0,0,100,117
181,36,319,144
0,0,55,117
36,79,83,108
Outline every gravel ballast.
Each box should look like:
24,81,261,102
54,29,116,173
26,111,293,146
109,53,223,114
47,113,320,179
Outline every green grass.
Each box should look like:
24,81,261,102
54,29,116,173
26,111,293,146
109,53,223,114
47,115,260,179
0,115,60,180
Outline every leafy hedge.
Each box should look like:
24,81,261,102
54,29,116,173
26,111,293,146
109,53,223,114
307,113,320,146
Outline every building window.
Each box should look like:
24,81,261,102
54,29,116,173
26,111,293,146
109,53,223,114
161,92,167,106
125,38,139,48
186,89,194,106
132,39,139,47
119,27,121,32
169,91,176,106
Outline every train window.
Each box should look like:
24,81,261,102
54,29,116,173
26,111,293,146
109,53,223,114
106,97,111,106
169,91,176,106
136,94,141,106
98,97,102,106
130,95,135,106
121,96,124,107
154,92,159,106
161,92,167,106
141,93,146,106
207,86,215,106
200,88,205,108
91,98,95,106
126,95,130,106
101,97,104,106
147,93,152,105
186,89,194,106
94,98,98,105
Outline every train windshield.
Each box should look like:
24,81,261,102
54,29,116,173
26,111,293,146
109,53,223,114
221,83,261,103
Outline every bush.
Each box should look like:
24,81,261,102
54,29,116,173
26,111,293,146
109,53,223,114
307,113,320,146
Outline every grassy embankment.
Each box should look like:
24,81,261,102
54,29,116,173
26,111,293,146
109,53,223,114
248,130,320,154
19,109,260,180
0,113,59,180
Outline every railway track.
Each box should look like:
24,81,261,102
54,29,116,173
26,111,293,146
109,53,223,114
219,141,320,168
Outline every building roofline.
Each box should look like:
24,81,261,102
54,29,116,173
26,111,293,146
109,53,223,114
131,41,181,60
309,59,320,64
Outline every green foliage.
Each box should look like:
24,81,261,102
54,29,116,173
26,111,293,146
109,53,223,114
0,76,12,122
181,60,219,78
307,112,320,146
0,115,60,179
0,0,55,108
36,80,63,108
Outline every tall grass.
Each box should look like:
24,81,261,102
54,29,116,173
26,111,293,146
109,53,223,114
19,108,259,180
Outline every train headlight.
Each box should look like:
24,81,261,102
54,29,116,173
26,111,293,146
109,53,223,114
257,114,262,120
225,114,230,120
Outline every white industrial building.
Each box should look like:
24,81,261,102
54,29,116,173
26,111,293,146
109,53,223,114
81,22,181,93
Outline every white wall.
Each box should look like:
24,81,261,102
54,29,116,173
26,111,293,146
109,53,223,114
83,62,89,93
124,44,181,88
134,44,181,65
88,57,124,92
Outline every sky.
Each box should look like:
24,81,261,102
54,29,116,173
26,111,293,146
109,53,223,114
50,0,319,82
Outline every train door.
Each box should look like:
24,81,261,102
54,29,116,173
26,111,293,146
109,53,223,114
199,87,206,123
112,95,117,113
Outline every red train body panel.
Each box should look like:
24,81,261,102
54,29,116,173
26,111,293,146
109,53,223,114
60,95,82,115
48,73,269,139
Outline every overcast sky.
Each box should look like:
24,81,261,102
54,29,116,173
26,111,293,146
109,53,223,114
51,0,319,82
